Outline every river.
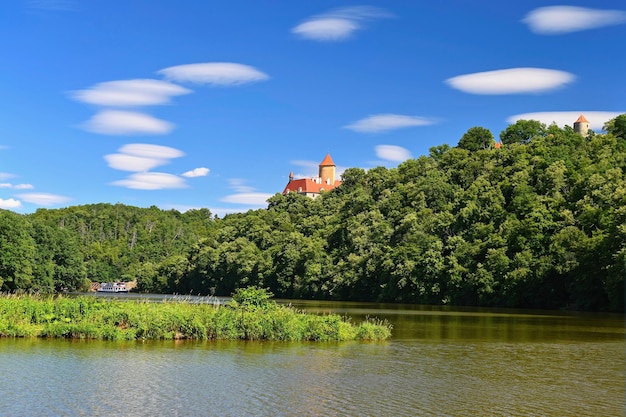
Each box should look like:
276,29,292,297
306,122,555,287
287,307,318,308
0,299,623,416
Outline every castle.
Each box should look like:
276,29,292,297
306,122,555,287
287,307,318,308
282,154,342,197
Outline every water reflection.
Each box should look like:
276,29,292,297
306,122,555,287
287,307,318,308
284,299,625,342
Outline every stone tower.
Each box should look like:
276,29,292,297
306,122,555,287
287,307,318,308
318,154,336,185
574,114,590,136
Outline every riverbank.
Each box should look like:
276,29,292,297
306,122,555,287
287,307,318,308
0,294,391,341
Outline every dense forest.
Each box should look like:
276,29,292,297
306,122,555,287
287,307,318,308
1,116,625,312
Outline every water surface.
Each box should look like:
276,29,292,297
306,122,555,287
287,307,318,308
0,300,623,416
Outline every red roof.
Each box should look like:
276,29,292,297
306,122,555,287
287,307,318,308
282,177,342,195
319,153,335,166
576,114,589,123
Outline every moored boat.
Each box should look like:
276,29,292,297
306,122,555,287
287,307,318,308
97,282,129,293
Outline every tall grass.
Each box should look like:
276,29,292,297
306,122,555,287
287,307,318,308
0,294,391,341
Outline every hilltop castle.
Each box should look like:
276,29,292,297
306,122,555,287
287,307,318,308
282,154,342,198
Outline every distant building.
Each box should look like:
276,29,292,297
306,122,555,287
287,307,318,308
282,154,342,198
574,114,590,136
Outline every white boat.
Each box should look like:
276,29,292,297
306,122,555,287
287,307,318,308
97,282,129,293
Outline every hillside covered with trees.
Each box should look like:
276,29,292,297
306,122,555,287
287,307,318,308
1,117,624,312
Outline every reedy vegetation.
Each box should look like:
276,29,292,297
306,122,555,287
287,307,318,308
0,117,624,312
0,288,391,341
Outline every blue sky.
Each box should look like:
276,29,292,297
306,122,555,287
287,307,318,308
1,1,625,216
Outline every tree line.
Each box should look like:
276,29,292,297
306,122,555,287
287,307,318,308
1,116,624,312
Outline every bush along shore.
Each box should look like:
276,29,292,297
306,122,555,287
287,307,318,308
0,287,391,341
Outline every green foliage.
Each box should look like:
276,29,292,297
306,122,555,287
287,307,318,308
0,210,35,291
0,294,391,341
18,204,217,293
231,286,274,308
458,126,494,151
500,119,546,145
603,114,626,140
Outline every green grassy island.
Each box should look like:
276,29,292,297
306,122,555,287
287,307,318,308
0,288,391,342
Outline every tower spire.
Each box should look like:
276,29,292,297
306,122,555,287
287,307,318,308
319,154,336,185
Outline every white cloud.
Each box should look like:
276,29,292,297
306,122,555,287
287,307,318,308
0,173,15,181
0,183,34,189
507,111,625,131
219,179,273,207
292,6,392,41
446,68,575,95
82,110,174,135
229,178,255,193
219,193,273,205
0,198,22,209
293,18,359,41
71,79,192,107
104,153,168,172
182,167,210,178
344,114,435,133
376,145,412,162
16,193,71,206
158,63,269,86
105,144,184,172
523,6,626,35
111,172,188,190
119,143,185,159
290,160,319,170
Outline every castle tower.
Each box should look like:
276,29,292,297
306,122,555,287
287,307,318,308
574,114,590,136
318,153,336,185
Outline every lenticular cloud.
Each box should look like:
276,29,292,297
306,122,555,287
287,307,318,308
376,145,412,162
70,79,191,107
119,143,185,159
292,6,392,41
83,110,174,135
158,63,269,86
16,193,71,206
105,143,185,172
344,114,435,133
523,6,626,35
293,18,358,41
446,68,575,95
111,172,187,190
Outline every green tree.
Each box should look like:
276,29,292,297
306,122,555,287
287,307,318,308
500,119,546,145
603,114,626,140
231,286,274,308
458,126,494,151
0,210,35,291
